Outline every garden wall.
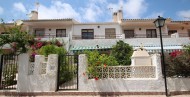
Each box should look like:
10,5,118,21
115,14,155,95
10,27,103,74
78,54,190,92
17,53,58,92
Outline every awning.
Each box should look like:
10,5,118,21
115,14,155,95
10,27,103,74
71,45,183,53
71,46,112,51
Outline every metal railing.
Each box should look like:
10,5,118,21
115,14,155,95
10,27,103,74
72,34,123,39
57,54,78,90
88,66,156,79
33,33,68,38
126,33,190,38
0,54,18,90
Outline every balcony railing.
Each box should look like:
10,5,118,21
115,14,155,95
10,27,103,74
72,33,189,40
33,34,68,38
126,33,189,38
72,34,123,40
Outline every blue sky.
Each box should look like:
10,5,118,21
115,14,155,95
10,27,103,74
0,0,190,23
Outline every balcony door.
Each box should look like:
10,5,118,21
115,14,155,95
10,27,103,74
146,29,157,38
35,28,45,37
105,28,116,39
56,29,66,37
124,30,134,38
81,29,94,39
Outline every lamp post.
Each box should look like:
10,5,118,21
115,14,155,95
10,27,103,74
154,16,168,96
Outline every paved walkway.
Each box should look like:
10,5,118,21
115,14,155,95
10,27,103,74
35,95,190,97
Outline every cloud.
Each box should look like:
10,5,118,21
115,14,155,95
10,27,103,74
0,6,3,15
13,2,27,13
107,0,148,19
146,12,164,19
177,10,190,20
81,3,104,22
38,1,81,21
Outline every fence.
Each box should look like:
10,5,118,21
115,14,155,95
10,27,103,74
0,54,18,90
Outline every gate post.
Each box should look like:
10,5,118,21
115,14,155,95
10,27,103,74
78,54,88,91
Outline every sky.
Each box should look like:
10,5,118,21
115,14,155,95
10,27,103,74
0,0,190,23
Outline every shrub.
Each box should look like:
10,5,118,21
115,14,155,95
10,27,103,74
85,50,119,79
111,40,133,65
166,49,190,77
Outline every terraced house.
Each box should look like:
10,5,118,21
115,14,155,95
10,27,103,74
0,8,190,96
1,10,190,53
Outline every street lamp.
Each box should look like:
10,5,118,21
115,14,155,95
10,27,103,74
154,16,168,96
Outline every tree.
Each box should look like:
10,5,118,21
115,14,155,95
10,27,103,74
111,40,133,65
0,20,33,54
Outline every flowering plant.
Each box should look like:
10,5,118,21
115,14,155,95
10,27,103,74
28,39,64,62
84,50,118,80
166,48,190,77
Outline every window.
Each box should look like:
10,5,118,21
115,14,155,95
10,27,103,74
35,29,45,37
146,29,157,38
105,28,116,39
168,30,177,35
56,29,66,37
124,30,134,38
82,29,94,39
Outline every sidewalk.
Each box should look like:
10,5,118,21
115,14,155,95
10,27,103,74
36,95,190,97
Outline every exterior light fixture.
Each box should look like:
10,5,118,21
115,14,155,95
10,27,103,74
154,16,169,96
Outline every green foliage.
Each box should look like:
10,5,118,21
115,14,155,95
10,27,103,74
111,40,133,65
166,49,190,77
0,22,33,54
38,45,66,57
85,50,119,78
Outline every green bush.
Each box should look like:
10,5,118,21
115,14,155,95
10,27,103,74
85,50,119,78
166,49,190,77
111,40,133,65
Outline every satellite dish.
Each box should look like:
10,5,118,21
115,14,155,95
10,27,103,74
15,20,23,26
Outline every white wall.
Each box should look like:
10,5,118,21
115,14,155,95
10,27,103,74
17,54,58,92
78,54,190,92
78,54,165,92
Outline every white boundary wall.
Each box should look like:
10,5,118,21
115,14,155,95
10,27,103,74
78,54,190,92
17,53,58,92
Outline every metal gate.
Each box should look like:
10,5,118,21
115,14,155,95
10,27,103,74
0,54,18,90
57,54,78,90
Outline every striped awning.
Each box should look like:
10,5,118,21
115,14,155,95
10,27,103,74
71,45,183,53
71,46,112,51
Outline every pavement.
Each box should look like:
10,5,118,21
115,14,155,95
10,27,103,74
35,95,190,97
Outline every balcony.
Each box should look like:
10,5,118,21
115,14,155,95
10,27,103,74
125,33,189,38
72,34,123,40
34,33,68,39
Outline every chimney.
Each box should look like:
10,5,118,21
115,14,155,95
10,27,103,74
29,11,38,20
113,12,118,22
117,10,123,23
